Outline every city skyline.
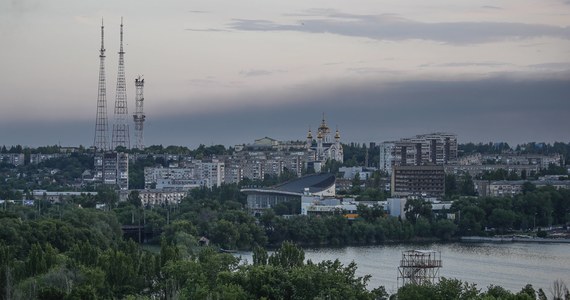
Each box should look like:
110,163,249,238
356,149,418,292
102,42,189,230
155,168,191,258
1,0,569,147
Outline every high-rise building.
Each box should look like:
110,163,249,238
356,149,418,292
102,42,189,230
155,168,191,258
379,133,457,173
94,152,129,190
379,142,396,175
391,165,445,198
144,160,225,190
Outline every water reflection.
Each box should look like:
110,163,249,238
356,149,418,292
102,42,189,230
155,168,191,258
234,243,570,293
301,243,570,293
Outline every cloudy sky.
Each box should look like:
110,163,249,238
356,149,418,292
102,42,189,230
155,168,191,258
1,0,569,148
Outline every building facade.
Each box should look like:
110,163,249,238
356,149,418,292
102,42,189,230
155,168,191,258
94,152,129,190
391,165,446,198
379,133,457,174
0,153,25,166
145,159,225,190
241,173,336,215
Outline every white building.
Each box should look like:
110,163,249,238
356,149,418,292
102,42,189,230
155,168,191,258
379,133,458,173
0,153,25,166
300,195,358,216
387,198,407,219
136,189,187,206
32,190,98,202
145,160,225,190
339,166,373,180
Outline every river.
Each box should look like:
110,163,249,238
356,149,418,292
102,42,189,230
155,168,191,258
236,242,570,294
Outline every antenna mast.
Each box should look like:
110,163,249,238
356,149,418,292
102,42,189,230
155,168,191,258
111,17,130,150
94,18,109,151
133,76,145,150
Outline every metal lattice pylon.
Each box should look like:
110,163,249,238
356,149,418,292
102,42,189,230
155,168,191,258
133,76,145,150
111,17,130,150
94,18,108,151
397,250,442,287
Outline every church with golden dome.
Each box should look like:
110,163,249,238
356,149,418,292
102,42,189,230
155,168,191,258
306,115,344,163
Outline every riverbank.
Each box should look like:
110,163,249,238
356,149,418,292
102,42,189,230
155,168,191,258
235,242,570,293
461,236,570,243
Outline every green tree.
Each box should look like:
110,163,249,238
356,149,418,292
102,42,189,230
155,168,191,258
460,174,477,196
405,198,433,224
95,186,119,210
519,284,537,299
127,190,142,208
432,219,458,241
445,174,459,197
489,208,516,233
268,241,305,269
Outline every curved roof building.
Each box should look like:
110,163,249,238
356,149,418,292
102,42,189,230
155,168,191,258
241,173,336,215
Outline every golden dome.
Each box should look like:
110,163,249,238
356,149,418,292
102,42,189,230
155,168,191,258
318,113,330,132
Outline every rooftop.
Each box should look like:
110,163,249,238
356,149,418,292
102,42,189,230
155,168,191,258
241,173,335,195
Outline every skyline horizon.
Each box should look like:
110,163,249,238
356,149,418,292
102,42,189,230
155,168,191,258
1,1,568,148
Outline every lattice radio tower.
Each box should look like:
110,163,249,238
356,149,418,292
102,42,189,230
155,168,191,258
111,17,130,150
133,76,146,150
93,18,109,151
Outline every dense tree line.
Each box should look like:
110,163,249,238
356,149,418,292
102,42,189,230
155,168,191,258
117,182,568,250
458,141,570,164
517,142,570,163
450,185,570,235
0,204,388,300
342,143,380,168
445,174,477,197
129,144,233,158
0,201,566,299
459,142,512,155
128,184,458,249
396,278,569,300
1,184,569,298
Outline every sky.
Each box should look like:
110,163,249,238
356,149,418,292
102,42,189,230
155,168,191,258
0,0,569,148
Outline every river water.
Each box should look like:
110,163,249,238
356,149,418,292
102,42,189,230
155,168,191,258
236,242,570,294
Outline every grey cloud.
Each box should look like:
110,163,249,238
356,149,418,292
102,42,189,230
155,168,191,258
2,77,569,147
188,77,243,88
228,12,570,44
346,67,402,75
239,69,286,77
527,62,570,70
421,62,513,68
185,28,231,32
137,76,570,146
482,6,502,10
188,10,210,14
323,61,344,66
1,0,41,14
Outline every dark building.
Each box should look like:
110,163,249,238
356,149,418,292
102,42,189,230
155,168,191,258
241,173,336,215
391,165,445,198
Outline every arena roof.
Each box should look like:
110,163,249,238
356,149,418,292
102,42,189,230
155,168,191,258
241,173,335,196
